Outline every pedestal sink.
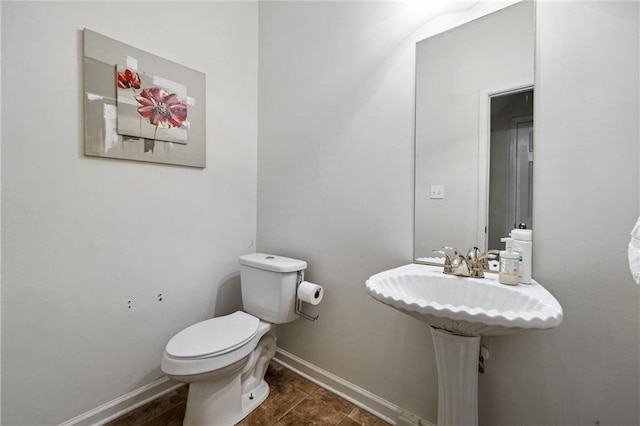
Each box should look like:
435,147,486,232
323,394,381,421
365,263,563,426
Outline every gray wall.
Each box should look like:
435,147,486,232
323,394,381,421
258,1,639,425
480,1,640,424
1,2,258,424
257,1,433,418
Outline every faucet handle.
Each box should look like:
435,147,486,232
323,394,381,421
432,249,452,263
466,247,480,262
442,246,460,256
433,249,454,273
478,250,500,262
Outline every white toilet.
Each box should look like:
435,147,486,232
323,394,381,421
161,253,307,426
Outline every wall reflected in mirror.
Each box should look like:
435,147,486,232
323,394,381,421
414,1,534,264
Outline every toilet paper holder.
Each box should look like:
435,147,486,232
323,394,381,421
296,272,319,322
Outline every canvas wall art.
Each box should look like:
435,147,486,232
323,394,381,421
83,29,206,167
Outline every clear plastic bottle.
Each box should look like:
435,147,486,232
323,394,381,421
499,250,520,285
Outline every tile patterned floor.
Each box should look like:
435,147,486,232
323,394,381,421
105,362,390,426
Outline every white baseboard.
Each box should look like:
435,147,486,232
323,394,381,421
59,376,184,426
273,348,434,426
60,351,434,426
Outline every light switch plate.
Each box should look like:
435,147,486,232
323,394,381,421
430,185,445,199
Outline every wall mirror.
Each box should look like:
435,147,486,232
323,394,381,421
414,1,535,265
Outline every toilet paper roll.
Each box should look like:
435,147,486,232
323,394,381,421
297,281,323,305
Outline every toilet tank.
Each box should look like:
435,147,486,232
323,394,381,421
239,253,307,324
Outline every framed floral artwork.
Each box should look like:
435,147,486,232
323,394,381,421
83,29,206,168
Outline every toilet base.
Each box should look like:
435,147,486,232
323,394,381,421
241,380,269,418
184,377,269,426
182,330,277,426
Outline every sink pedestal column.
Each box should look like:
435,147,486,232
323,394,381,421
430,327,481,426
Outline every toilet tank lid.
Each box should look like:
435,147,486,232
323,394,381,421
239,253,307,273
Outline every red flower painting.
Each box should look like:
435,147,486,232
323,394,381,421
135,87,188,129
115,66,189,145
117,68,141,90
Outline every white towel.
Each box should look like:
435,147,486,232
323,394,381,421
628,216,640,284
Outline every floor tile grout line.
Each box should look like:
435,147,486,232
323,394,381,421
274,392,312,422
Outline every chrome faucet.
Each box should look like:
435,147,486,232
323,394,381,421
433,247,499,278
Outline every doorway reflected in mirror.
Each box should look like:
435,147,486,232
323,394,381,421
488,89,533,249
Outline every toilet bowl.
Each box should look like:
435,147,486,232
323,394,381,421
162,311,277,425
161,253,307,426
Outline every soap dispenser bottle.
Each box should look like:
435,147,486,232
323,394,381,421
510,228,532,284
500,236,514,252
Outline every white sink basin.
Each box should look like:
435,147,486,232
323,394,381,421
366,263,563,336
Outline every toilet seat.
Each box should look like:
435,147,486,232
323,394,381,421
166,311,259,360
162,314,274,378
